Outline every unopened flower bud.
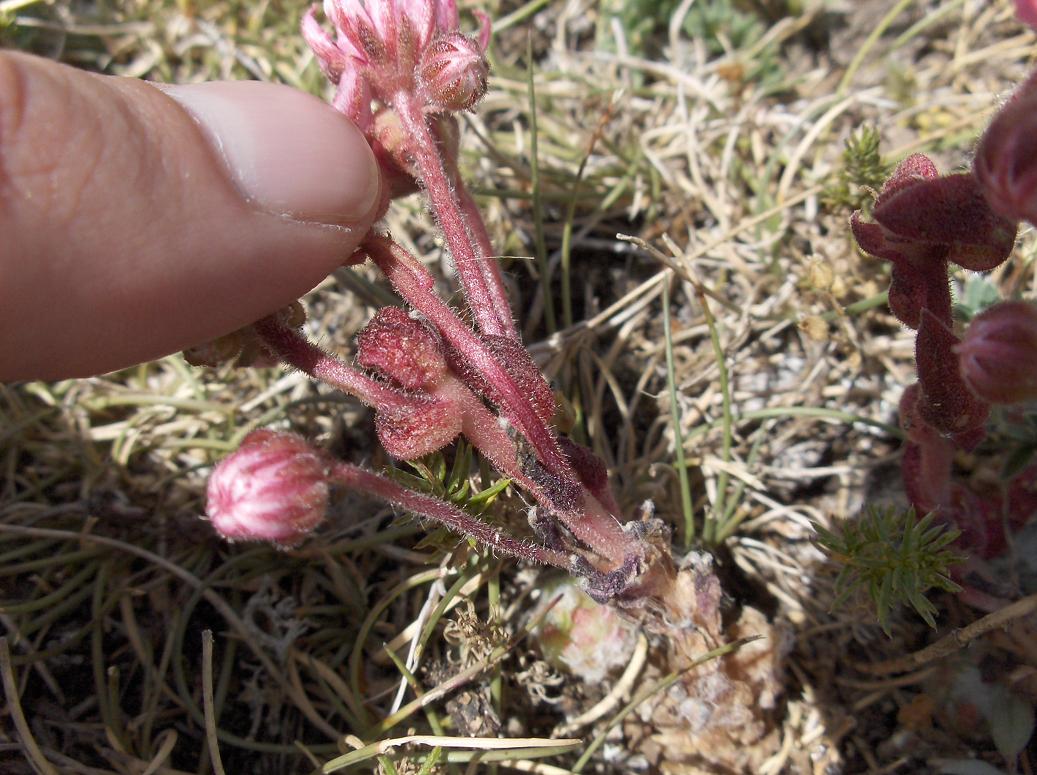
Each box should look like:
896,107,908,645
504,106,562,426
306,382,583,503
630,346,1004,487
418,33,489,112
957,301,1037,404
974,70,1037,227
375,398,462,460
357,307,447,390
206,430,329,546
1016,0,1037,30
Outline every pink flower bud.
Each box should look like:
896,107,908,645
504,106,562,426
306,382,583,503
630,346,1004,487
876,153,939,203
974,69,1037,227
206,430,329,547
956,301,1037,404
357,307,447,390
316,0,450,100
418,32,489,112
1016,0,1037,29
375,397,462,459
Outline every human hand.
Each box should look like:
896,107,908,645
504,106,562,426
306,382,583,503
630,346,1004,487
0,51,381,381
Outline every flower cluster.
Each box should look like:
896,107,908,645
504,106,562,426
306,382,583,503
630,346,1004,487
301,0,490,208
851,50,1037,560
301,0,489,125
196,0,676,606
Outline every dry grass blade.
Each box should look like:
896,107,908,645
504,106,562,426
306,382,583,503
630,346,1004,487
1,637,59,775
323,735,582,772
5,1,1037,772
200,630,226,775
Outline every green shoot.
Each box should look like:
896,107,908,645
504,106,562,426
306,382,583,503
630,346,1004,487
822,125,890,212
815,507,965,636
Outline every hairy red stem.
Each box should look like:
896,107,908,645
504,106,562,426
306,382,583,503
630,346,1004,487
330,461,574,570
363,235,569,471
255,316,421,413
364,235,638,564
394,90,517,340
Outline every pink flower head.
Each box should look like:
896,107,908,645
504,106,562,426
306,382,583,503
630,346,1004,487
303,0,489,113
974,69,1037,227
956,301,1037,404
418,28,490,112
206,430,329,547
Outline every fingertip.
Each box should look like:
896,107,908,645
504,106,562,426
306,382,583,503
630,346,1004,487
157,81,382,228
0,53,381,379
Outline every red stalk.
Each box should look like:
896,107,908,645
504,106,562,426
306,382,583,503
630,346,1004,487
254,315,423,414
363,235,570,473
393,90,517,340
331,461,574,570
364,236,638,563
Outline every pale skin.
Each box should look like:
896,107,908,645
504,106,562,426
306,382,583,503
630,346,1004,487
0,51,382,381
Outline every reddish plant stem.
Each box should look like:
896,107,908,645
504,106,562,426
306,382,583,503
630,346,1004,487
394,91,517,340
254,316,421,413
258,314,553,515
364,236,638,564
363,235,569,474
455,179,519,341
437,376,546,494
440,376,625,553
330,461,575,570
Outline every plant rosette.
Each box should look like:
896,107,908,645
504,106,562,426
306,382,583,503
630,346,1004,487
530,576,639,684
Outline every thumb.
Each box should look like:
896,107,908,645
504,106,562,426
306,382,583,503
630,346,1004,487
0,52,381,380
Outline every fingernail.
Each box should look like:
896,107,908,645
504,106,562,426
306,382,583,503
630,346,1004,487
158,81,380,227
